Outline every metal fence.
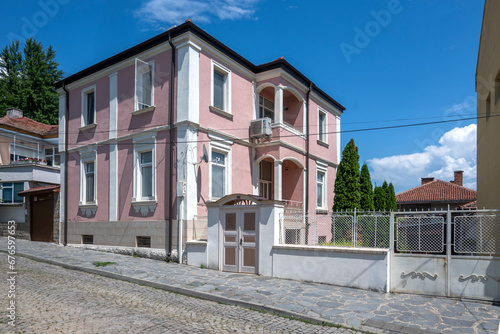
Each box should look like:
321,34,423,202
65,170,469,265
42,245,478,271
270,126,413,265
279,209,500,253
395,214,445,253
279,210,390,248
454,212,500,255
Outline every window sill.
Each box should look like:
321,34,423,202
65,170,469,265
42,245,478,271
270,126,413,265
132,106,155,116
209,106,233,120
79,123,97,131
315,208,329,215
317,140,329,148
79,203,97,218
79,203,98,209
0,203,23,207
131,199,157,216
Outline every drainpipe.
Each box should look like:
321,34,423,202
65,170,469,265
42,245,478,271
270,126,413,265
305,82,313,244
62,82,69,246
168,33,176,256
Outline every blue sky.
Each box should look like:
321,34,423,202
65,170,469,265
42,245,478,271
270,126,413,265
0,0,484,192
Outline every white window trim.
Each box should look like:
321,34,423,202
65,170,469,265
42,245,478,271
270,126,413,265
81,84,96,127
210,60,232,114
208,134,232,201
134,58,155,112
79,147,97,206
132,133,157,202
316,161,328,210
318,107,328,144
1,182,25,204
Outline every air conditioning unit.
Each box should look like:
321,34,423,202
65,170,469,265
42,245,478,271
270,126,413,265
250,118,272,139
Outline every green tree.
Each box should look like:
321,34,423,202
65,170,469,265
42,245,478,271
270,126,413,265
0,41,23,117
359,162,374,211
332,139,360,211
0,38,62,124
387,182,397,211
373,185,386,211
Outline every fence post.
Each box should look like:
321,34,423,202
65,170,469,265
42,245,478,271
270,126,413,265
388,211,395,293
446,205,452,297
353,207,357,247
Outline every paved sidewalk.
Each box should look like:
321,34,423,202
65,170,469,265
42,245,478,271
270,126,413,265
1,238,499,334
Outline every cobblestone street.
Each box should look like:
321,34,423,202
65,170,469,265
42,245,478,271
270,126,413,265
0,257,356,334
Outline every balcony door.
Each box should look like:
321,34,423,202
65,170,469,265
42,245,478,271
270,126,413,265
259,160,273,200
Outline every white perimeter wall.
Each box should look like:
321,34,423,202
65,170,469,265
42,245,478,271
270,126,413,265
271,245,388,292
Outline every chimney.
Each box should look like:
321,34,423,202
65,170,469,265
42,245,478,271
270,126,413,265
421,177,435,185
452,171,463,187
6,108,23,119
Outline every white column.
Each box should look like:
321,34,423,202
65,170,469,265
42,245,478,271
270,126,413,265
176,40,201,223
274,160,282,201
274,86,283,124
58,93,66,244
177,41,201,124
109,72,118,221
302,101,307,134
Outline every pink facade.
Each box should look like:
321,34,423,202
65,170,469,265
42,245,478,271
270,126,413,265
57,21,344,248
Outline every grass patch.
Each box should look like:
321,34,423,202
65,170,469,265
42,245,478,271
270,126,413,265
92,261,116,267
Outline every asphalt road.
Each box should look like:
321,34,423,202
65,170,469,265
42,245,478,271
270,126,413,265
0,256,358,334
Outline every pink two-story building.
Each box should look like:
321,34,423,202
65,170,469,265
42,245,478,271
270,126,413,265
56,20,344,272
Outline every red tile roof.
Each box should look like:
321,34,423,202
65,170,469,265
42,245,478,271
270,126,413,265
0,116,58,138
396,179,477,203
18,185,60,196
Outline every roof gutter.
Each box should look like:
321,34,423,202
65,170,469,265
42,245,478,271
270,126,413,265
62,82,69,246
167,32,176,255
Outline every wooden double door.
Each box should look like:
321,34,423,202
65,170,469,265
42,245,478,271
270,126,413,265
222,209,258,273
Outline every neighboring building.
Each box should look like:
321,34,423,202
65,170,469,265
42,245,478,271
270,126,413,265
476,0,500,209
55,20,344,263
396,171,477,211
0,108,60,239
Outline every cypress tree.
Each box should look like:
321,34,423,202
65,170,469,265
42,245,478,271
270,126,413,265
359,162,374,211
373,185,387,211
332,139,360,211
387,182,397,211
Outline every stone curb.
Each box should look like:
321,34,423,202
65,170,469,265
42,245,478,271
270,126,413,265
5,249,442,334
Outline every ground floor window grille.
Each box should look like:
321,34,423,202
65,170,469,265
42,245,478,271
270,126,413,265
82,235,94,245
137,236,151,248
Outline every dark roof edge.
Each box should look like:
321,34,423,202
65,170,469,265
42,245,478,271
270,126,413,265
55,21,345,112
396,199,477,204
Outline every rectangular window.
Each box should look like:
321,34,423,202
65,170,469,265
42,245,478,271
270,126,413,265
81,85,96,127
317,171,325,208
211,61,231,113
140,151,153,199
318,110,326,142
85,162,95,203
259,96,274,122
1,182,24,204
135,58,154,111
133,135,156,202
213,70,225,110
211,151,226,199
45,148,60,166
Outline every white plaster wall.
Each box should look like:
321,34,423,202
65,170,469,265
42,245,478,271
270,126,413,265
272,245,388,292
0,206,25,223
206,206,220,270
185,242,208,267
258,204,281,277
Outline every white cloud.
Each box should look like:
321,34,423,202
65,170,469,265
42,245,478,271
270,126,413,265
135,0,258,27
368,124,477,193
